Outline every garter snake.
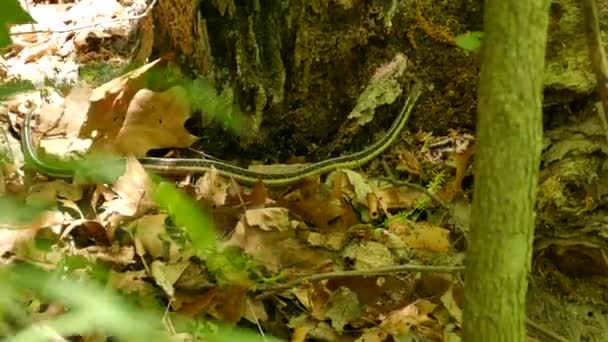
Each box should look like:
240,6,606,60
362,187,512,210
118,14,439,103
22,83,422,186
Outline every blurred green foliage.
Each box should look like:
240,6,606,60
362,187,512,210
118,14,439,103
0,0,33,48
454,31,484,51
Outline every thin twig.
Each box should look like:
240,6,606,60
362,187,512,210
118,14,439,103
11,0,158,36
255,263,464,298
525,318,570,342
581,0,608,145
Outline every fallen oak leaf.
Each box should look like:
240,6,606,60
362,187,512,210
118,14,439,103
112,86,197,156
82,58,172,151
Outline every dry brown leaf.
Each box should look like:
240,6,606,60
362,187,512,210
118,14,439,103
209,206,242,237
108,269,148,293
379,300,436,337
244,208,291,232
207,285,248,323
225,220,332,273
195,168,231,206
69,220,111,247
324,286,362,333
414,273,457,299
357,327,388,342
343,240,396,270
103,157,155,217
113,86,196,156
0,210,64,256
374,186,423,211
16,37,59,63
440,283,463,325
280,183,355,230
326,169,372,206
243,181,267,207
291,282,330,320
439,142,475,203
150,260,190,297
223,221,285,272
326,275,413,310
175,289,219,316
133,214,175,260
39,85,91,136
82,58,168,149
388,220,451,252
30,86,92,156
291,326,312,342
242,298,269,324
26,180,83,205
0,228,38,256
395,148,423,175
34,63,184,159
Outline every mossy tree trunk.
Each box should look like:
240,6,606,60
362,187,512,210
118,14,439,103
150,0,488,160
462,0,551,340
152,0,422,159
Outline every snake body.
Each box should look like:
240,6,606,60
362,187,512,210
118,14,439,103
21,83,422,186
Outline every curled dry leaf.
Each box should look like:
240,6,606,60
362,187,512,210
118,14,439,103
244,207,291,232
372,185,423,211
395,148,423,175
326,169,372,206
242,298,269,323
195,167,230,206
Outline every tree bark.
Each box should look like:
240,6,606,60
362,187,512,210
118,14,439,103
463,0,550,341
151,0,489,160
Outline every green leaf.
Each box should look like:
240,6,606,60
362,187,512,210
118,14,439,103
187,78,246,134
0,0,33,48
8,266,166,341
153,182,216,252
0,80,35,101
454,31,484,51
0,196,50,226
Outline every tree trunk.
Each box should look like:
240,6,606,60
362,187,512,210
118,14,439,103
462,0,550,341
150,0,486,160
